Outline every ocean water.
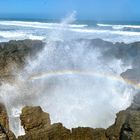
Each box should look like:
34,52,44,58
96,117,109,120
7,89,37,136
0,18,140,43
0,15,140,137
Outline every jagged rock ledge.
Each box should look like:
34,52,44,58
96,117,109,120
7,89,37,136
0,105,139,140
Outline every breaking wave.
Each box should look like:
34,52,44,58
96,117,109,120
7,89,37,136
1,18,140,43
97,23,140,29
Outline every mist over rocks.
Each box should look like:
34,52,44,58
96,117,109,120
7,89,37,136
1,38,140,82
78,38,140,66
78,39,140,87
121,68,140,84
0,38,140,139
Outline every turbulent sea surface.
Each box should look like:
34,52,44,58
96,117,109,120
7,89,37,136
1,18,140,43
0,14,140,136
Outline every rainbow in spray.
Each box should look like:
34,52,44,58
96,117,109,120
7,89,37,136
28,70,140,89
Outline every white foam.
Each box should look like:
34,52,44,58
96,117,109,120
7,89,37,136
0,20,88,29
0,31,25,38
68,26,140,36
97,23,140,30
0,31,45,42
0,20,140,43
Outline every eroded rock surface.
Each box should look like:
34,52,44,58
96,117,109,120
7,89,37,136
71,127,107,140
18,106,70,140
121,68,140,85
18,106,108,140
0,39,44,81
17,105,140,140
0,104,16,140
20,106,51,133
0,104,9,130
18,123,71,140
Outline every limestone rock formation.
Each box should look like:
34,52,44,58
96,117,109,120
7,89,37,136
0,104,9,130
18,123,71,140
106,110,128,140
71,127,108,140
18,106,70,140
20,106,51,133
119,109,140,140
17,105,140,140
0,39,44,81
0,104,16,140
106,105,140,140
0,100,139,140
121,68,140,85
18,106,108,140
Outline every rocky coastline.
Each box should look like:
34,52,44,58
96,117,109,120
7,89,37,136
0,39,140,140
0,104,139,140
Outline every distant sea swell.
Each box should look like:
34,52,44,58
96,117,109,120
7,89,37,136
0,20,140,43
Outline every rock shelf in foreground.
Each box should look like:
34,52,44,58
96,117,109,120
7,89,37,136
0,105,139,140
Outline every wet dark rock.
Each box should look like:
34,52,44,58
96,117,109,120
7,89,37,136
121,68,140,84
0,104,16,140
0,104,9,130
120,123,133,140
0,39,44,81
71,127,108,140
17,106,140,140
106,110,128,140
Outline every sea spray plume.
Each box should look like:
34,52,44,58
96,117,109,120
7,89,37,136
21,13,135,129
0,14,78,135
24,11,78,74
0,74,54,136
0,12,137,137
48,11,77,42
0,82,25,136
61,11,77,25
